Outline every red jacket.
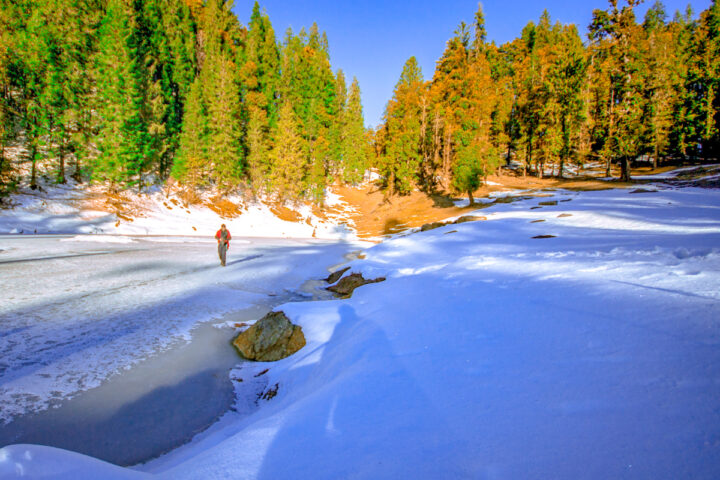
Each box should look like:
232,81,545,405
215,229,231,245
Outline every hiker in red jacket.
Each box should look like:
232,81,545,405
215,224,231,266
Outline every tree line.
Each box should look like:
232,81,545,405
0,0,369,203
1,0,718,205
374,0,720,201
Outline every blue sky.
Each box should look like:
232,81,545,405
232,0,712,128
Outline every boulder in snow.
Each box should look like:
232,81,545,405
325,266,351,284
327,273,385,298
233,311,306,362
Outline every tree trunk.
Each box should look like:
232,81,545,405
605,156,612,178
620,156,631,182
72,145,82,183
468,190,474,206
443,129,452,190
58,140,66,184
30,145,37,190
653,143,659,170
558,157,565,179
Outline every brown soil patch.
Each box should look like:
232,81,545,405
328,184,479,241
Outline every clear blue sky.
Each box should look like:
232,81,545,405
232,0,711,128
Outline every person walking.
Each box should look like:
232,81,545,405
215,224,231,266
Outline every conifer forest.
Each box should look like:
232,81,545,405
0,0,719,204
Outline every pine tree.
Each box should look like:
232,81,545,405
381,56,425,195
92,0,153,188
588,0,646,181
686,0,720,160
243,1,280,189
668,6,696,158
549,24,587,177
268,101,305,201
341,77,368,184
329,69,347,178
206,55,243,189
172,78,207,185
641,1,675,168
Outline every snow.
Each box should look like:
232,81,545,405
0,180,356,240
2,177,720,479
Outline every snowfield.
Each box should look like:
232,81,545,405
1,180,720,479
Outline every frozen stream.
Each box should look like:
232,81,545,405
0,234,360,465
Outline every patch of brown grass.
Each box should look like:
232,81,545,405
177,189,202,206
269,204,303,223
205,195,243,219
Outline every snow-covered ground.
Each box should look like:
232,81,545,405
2,177,720,479
0,180,355,240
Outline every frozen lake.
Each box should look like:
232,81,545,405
0,234,359,465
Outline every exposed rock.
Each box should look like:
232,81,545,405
327,273,385,298
532,234,557,239
325,266,351,284
538,200,558,206
454,215,486,224
233,311,306,362
557,213,573,218
531,219,546,223
420,221,446,232
420,215,486,233
630,188,657,194
444,230,458,235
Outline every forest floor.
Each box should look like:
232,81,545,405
323,162,719,240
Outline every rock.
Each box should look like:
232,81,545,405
630,188,656,194
420,221,446,232
325,266,350,284
557,213,573,218
454,215,486,224
532,234,557,239
233,311,306,362
327,273,385,298
531,219,546,223
538,200,558,206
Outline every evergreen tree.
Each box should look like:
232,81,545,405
92,0,152,188
329,69,347,178
172,78,207,185
549,24,587,177
268,101,305,201
341,77,368,184
243,1,280,189
206,55,243,189
685,0,720,160
641,0,675,168
381,56,425,195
